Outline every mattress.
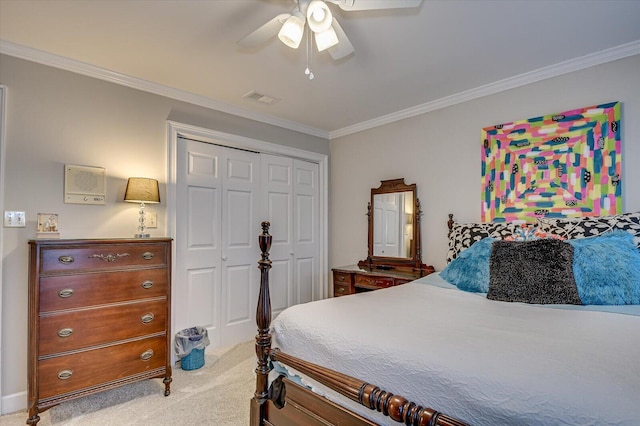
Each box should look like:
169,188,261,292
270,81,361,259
270,273,640,425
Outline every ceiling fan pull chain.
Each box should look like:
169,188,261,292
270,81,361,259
305,26,315,80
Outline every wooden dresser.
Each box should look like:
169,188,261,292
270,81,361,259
27,238,172,425
332,264,433,297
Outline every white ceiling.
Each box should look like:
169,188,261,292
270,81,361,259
1,0,639,139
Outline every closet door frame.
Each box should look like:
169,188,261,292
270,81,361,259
166,120,328,349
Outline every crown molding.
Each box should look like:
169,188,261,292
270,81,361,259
0,40,330,140
329,40,640,139
2,39,639,141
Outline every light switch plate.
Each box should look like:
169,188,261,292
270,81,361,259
4,211,26,227
147,212,157,228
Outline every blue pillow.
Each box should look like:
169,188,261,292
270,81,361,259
568,232,640,305
440,237,494,293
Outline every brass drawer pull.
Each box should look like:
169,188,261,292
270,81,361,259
141,280,154,289
58,288,74,298
58,256,74,264
141,313,155,324
89,253,130,262
57,328,73,338
140,350,154,361
338,275,345,281
337,287,345,294
57,370,73,380
142,252,154,260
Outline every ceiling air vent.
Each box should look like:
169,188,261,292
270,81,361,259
242,90,281,106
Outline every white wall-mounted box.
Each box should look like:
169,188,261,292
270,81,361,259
64,164,106,205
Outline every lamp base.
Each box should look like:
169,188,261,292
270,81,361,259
134,233,151,238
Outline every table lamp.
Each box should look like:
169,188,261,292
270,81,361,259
124,177,160,238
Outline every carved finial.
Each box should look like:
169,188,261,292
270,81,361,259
261,221,270,234
259,222,272,264
447,213,455,233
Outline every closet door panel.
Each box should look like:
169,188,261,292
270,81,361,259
187,186,218,250
294,160,320,303
176,138,222,347
270,259,291,316
220,150,260,347
186,267,218,330
225,265,251,324
261,154,294,314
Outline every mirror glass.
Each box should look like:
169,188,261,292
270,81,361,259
372,191,414,258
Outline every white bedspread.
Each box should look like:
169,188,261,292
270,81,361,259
271,273,640,425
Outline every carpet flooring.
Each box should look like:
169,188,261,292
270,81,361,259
1,340,255,425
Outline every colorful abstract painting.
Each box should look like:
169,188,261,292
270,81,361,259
481,102,621,222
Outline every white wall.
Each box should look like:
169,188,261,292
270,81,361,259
0,54,328,413
330,54,640,271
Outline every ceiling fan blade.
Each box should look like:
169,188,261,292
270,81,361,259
327,18,354,60
237,13,290,48
329,0,422,11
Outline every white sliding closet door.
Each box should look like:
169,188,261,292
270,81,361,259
262,154,320,312
176,137,260,348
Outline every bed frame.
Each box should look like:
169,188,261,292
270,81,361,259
250,221,467,426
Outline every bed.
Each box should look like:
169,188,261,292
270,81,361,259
250,215,640,425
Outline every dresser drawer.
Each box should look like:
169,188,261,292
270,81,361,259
333,271,354,284
38,335,167,400
39,268,168,312
40,242,168,274
39,299,167,355
354,274,394,289
333,283,352,297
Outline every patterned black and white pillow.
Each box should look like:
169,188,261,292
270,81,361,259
536,212,640,248
447,222,518,263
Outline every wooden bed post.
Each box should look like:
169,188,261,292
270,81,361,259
250,221,273,426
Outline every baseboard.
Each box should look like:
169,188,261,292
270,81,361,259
1,390,27,415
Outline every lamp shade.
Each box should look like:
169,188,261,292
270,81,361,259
278,11,305,49
314,26,338,51
307,0,333,33
124,177,160,203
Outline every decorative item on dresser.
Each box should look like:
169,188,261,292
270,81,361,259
27,238,172,426
333,178,434,296
124,177,161,238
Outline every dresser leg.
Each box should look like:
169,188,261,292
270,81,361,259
163,376,172,396
26,413,40,425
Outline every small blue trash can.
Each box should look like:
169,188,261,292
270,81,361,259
175,326,210,370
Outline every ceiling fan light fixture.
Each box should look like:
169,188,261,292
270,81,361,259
307,0,333,33
278,11,305,48
314,26,339,51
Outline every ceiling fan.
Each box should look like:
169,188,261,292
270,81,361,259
238,0,423,62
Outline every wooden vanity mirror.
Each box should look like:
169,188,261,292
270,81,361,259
358,178,432,274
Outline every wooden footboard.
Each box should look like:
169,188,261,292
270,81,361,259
250,221,468,426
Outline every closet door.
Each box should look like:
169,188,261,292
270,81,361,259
220,148,261,346
176,138,223,347
261,155,293,317
293,159,320,303
262,154,320,310
176,138,260,348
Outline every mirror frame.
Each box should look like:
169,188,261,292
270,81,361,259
358,178,430,272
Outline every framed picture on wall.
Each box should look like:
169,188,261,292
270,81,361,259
37,213,60,238
481,101,622,222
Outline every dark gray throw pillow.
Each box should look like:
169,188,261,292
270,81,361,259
487,239,582,305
